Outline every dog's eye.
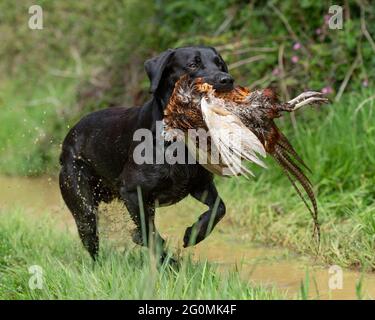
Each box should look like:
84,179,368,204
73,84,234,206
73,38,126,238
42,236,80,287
187,62,199,69
214,57,224,68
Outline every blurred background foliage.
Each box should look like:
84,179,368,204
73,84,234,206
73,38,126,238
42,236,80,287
0,0,374,175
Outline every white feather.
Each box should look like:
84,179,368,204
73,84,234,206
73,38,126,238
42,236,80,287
199,96,266,178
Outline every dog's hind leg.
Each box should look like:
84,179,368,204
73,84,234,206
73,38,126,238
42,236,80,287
59,160,103,260
183,181,226,247
120,187,166,260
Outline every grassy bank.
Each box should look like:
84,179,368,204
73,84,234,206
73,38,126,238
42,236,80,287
216,91,375,270
0,210,283,299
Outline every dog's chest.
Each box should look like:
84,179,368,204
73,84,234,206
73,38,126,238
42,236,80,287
151,163,207,206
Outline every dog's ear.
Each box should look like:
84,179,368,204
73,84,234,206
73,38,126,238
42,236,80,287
144,49,175,94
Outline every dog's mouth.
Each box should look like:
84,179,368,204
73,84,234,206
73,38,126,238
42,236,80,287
199,74,234,92
212,82,234,92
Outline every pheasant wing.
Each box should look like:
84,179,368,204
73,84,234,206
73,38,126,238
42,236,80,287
199,97,266,178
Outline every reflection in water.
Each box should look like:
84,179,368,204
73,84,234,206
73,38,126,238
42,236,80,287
0,175,374,299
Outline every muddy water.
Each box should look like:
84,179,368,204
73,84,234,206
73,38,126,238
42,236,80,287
1,175,375,299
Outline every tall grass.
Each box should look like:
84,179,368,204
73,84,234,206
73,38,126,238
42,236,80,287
0,0,158,175
0,77,77,175
0,209,283,299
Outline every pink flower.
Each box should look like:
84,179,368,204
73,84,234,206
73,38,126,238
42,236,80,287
362,79,369,87
315,28,322,35
291,56,299,64
293,42,301,50
272,67,280,76
321,86,333,94
324,14,330,25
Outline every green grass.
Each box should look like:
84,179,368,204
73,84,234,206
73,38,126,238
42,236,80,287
0,77,78,175
0,209,284,299
0,0,158,175
215,90,375,270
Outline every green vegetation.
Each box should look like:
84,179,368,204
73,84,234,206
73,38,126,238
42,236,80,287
0,0,374,297
0,0,158,175
0,210,283,299
1,0,373,174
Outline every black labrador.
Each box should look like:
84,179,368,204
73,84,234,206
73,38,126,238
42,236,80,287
59,46,234,261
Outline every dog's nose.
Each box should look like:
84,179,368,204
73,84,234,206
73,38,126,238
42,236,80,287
213,73,234,91
219,74,234,86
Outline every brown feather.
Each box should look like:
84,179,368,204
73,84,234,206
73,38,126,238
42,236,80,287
273,145,320,239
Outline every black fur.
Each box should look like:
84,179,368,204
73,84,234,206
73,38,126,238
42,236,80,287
59,46,234,261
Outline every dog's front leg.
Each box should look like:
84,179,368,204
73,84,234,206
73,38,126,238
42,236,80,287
120,187,166,260
183,181,226,247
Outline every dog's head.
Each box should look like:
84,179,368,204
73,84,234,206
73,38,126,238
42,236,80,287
144,46,234,105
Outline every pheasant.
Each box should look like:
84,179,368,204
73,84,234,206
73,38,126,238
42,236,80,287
162,75,328,238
